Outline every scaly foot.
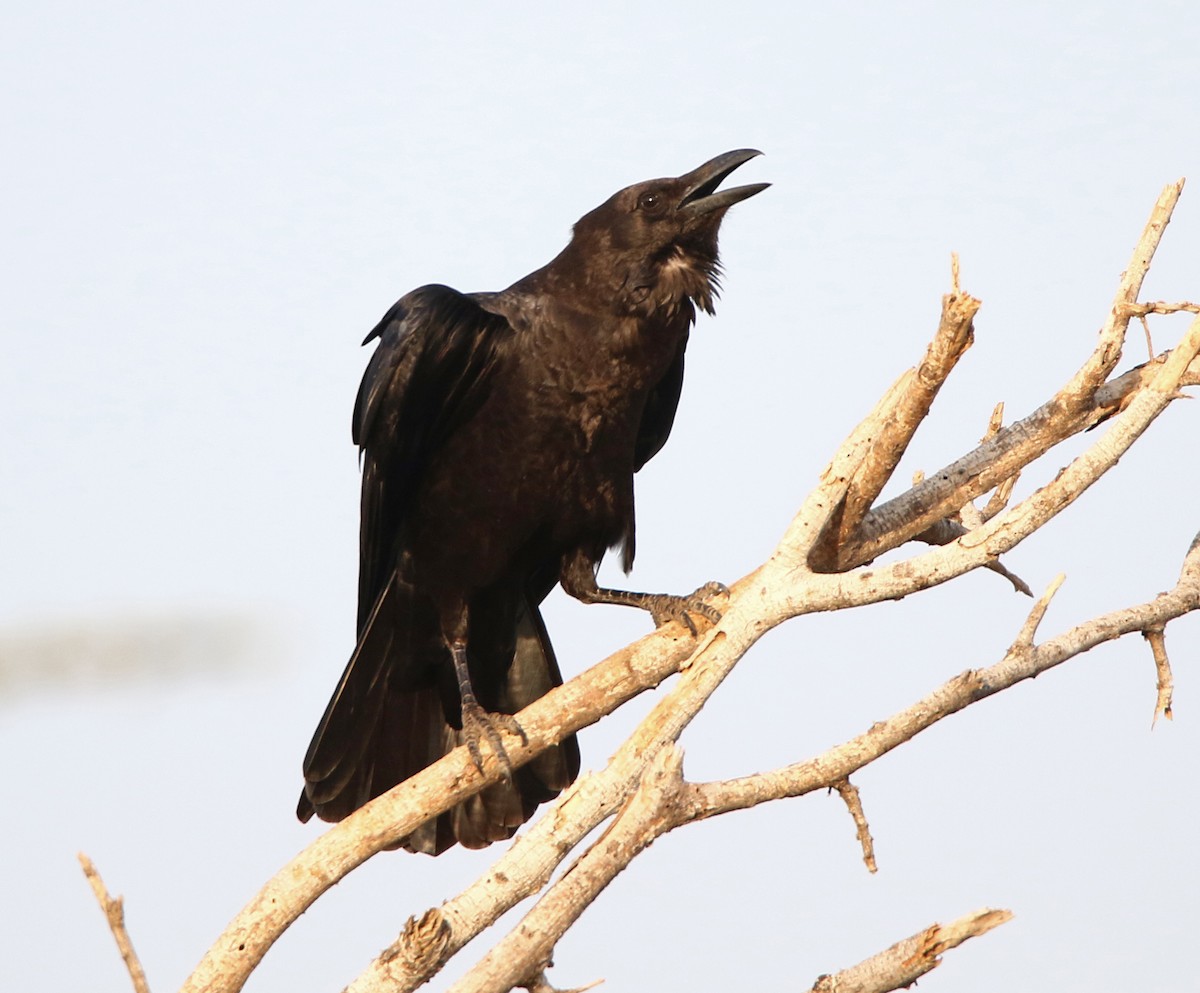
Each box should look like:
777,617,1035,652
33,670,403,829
645,581,728,635
460,698,527,778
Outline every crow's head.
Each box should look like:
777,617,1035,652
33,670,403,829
565,149,768,316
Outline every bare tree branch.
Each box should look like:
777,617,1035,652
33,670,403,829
833,779,877,873
981,471,1019,522
1120,300,1200,317
911,517,1033,595
831,284,981,548
448,746,690,993
828,180,1188,570
1009,573,1066,652
79,854,151,993
1144,627,1175,726
682,531,1198,823
193,316,1200,993
809,908,1013,993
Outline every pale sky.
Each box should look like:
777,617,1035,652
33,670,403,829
3,2,1198,991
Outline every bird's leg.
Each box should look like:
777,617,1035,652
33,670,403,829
560,551,726,636
440,601,523,778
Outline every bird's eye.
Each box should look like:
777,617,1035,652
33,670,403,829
637,191,665,214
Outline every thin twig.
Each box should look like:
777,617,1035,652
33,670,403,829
1009,574,1066,653
912,517,1032,596
833,780,877,873
1144,628,1174,726
982,473,1019,522
983,401,1005,442
1140,315,1156,361
78,854,151,993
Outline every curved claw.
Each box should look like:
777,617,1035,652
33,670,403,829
646,582,727,635
461,701,526,780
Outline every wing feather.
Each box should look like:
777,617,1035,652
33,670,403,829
352,284,513,631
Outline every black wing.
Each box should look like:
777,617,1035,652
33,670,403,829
633,334,688,472
299,285,518,826
352,284,513,631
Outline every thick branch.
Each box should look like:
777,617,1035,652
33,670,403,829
831,287,980,549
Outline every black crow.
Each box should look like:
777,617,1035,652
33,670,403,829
298,149,767,853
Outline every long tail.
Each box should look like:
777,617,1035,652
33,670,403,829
297,576,579,855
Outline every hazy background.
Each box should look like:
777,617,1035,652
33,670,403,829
3,2,1198,990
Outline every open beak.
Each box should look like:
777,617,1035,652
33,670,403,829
677,149,769,214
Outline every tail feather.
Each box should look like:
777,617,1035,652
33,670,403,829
298,575,579,855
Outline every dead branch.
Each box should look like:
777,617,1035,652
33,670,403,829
833,285,980,548
912,517,1033,595
833,779,877,873
680,532,1199,823
826,181,1188,571
809,908,1013,993
448,747,688,993
79,854,151,993
1144,628,1175,726
981,472,1018,522
1120,300,1200,317
1009,573,1066,652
